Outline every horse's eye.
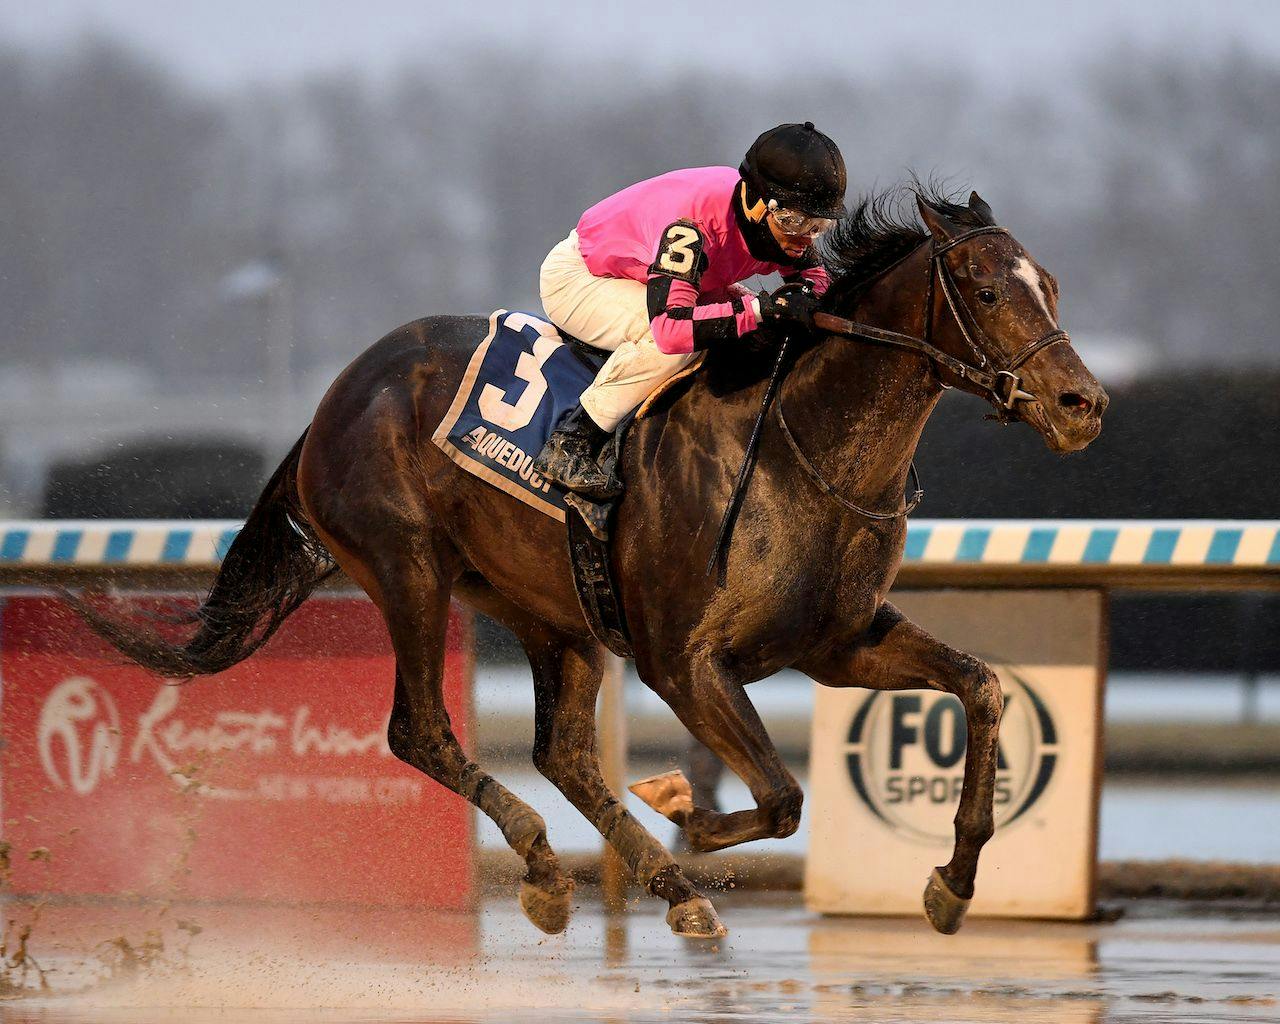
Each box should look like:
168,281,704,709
976,288,998,305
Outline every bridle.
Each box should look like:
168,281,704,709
817,225,1071,414
775,225,1071,520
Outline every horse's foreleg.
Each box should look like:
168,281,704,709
641,658,803,854
524,636,724,938
798,601,1002,935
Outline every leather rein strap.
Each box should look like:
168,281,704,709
775,226,1069,521
775,405,924,520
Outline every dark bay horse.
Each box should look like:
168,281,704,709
71,188,1106,939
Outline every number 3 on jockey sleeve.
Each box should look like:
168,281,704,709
651,221,706,284
478,312,563,431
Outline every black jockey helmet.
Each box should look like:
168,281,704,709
739,122,847,221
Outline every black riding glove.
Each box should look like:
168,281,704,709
758,281,820,331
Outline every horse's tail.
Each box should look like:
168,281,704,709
64,429,337,678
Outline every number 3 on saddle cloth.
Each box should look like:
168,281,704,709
431,310,700,657
431,310,598,522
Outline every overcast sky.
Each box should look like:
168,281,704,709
2,0,1279,91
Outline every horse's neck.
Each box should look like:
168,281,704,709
783,248,942,509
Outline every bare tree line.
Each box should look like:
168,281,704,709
3,36,1278,386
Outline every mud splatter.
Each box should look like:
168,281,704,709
95,931,167,981
0,906,50,994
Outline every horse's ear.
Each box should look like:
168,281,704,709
916,194,962,244
968,191,996,225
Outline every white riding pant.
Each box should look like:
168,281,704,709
539,231,697,431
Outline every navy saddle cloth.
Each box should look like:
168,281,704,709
431,309,606,521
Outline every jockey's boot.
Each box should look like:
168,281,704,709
534,406,622,501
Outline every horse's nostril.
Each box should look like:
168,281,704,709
1058,391,1092,415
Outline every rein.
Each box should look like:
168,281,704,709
774,397,924,520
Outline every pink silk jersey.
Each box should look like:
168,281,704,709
574,165,830,354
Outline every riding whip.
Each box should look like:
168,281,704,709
705,330,793,586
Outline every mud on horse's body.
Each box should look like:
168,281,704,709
67,186,1106,940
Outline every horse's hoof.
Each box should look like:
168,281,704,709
666,896,727,939
922,867,970,935
519,875,575,935
629,770,693,823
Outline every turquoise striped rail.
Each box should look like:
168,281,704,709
0,520,1278,583
0,521,242,568
901,520,1280,569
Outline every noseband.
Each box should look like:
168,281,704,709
814,226,1071,417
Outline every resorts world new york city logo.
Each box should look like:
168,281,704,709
34,674,405,801
843,668,1058,844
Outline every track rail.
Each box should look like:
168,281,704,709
2,518,1278,589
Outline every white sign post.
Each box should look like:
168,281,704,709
806,589,1105,920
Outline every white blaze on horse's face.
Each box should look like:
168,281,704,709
1012,257,1057,326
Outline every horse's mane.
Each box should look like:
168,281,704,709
704,179,986,396
819,179,991,311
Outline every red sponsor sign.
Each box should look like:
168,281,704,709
0,595,474,908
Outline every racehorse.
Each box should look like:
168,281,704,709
69,187,1106,939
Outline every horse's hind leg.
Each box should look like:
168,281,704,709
522,633,725,938
316,525,573,934
383,570,574,933
296,358,571,932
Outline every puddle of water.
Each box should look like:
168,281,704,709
0,895,1276,1023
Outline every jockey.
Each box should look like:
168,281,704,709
533,121,847,499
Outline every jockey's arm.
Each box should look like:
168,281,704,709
645,221,762,355
646,221,831,355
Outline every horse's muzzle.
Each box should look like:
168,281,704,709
1037,381,1107,452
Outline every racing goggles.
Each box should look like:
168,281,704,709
766,199,836,237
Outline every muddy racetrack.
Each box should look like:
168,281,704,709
2,890,1277,1023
